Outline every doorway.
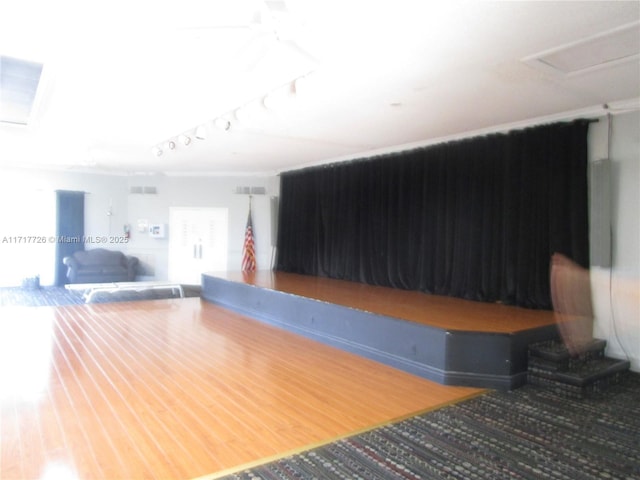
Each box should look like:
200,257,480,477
168,207,228,284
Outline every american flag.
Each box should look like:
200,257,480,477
241,207,256,272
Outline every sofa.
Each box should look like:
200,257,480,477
63,248,138,284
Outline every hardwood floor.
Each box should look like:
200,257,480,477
0,299,482,480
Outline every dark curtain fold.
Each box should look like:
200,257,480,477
276,120,590,309
55,190,85,286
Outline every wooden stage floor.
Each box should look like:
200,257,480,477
203,271,563,390
0,299,482,480
214,271,559,333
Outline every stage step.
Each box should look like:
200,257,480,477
527,339,630,398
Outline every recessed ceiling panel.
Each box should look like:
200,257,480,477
0,56,43,125
524,22,640,76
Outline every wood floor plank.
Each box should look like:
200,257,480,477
1,298,482,479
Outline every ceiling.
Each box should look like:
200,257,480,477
0,0,638,176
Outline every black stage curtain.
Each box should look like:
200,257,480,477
55,190,85,286
276,120,590,309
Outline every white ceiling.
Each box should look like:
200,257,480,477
0,0,638,176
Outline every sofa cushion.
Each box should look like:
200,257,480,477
77,267,103,275
101,266,127,275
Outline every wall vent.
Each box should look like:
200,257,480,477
234,186,266,195
130,186,158,194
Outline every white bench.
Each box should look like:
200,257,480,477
66,281,185,303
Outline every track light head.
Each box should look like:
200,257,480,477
214,118,231,131
195,125,207,140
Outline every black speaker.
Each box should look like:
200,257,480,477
590,158,611,268
270,196,279,247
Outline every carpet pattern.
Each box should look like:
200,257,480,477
0,286,84,307
221,373,640,480
0,285,201,307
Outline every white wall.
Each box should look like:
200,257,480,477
0,168,279,286
588,111,640,371
124,174,279,281
0,168,128,286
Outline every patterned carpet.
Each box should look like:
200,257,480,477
0,284,201,306
0,286,84,306
220,373,640,480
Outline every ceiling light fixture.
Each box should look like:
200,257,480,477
234,106,249,123
214,118,231,131
262,94,276,110
151,71,313,152
152,146,163,157
293,75,308,96
195,125,207,140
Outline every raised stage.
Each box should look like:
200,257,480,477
202,271,562,389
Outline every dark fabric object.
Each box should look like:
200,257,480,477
223,374,640,480
63,248,138,284
55,190,85,286
276,120,590,309
0,284,201,307
0,286,84,307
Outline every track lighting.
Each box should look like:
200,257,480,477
293,75,307,95
195,125,207,140
234,107,249,123
214,118,231,131
151,72,313,153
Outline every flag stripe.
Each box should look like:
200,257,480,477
242,208,256,272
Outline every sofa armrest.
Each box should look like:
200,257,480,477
63,256,79,283
63,256,78,269
124,256,139,280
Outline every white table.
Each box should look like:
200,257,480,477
65,281,185,303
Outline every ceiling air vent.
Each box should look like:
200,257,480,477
0,56,44,125
523,21,639,77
